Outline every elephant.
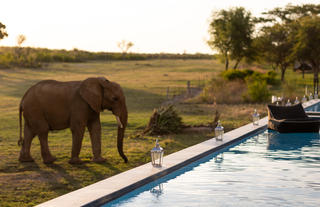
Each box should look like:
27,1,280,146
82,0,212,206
18,77,128,164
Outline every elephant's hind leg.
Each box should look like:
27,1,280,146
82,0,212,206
19,123,35,162
38,132,57,164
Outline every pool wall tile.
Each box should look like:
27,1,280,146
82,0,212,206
36,100,320,207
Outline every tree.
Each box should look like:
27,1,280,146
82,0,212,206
208,7,255,70
117,40,134,54
0,22,8,41
17,34,26,47
15,34,27,60
261,4,320,24
292,16,320,94
257,23,293,82
257,3,320,82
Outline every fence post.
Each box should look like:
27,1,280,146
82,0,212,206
187,80,191,95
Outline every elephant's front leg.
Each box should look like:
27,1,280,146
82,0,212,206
69,123,85,164
88,116,106,163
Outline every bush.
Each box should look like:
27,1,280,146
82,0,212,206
264,71,278,85
221,69,278,86
143,105,183,135
221,69,254,81
244,79,270,103
0,51,41,68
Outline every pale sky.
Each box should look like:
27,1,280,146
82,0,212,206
0,0,319,54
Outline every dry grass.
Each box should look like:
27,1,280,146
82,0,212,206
200,78,247,104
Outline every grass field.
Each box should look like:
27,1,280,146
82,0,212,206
0,59,314,206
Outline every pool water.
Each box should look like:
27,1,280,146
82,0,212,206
103,130,320,207
305,102,320,112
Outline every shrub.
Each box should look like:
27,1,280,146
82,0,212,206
143,105,183,135
221,69,278,86
221,69,254,81
244,79,270,103
0,51,41,68
0,52,15,68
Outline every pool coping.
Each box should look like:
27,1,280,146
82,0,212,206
36,99,320,207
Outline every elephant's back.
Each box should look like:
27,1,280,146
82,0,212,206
21,80,82,130
22,80,81,103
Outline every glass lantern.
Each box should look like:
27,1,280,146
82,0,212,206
301,95,307,103
314,93,318,99
151,139,164,167
215,120,224,141
252,109,260,126
294,97,299,104
285,99,292,106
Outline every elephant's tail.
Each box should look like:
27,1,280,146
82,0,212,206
18,103,23,146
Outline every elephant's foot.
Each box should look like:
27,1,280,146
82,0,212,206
19,154,34,162
69,157,83,164
92,156,106,163
43,156,57,164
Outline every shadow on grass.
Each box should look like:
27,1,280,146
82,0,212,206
42,160,123,191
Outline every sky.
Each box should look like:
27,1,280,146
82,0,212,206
0,0,319,54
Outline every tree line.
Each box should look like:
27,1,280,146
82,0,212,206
0,25,212,69
208,4,320,93
0,46,213,69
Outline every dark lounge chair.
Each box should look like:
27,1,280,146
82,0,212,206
267,103,320,133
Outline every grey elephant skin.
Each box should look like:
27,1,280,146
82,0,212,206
18,77,128,164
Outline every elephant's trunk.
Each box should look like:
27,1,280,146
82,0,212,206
116,106,128,163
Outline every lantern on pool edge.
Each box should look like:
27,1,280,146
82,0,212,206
151,139,164,167
215,120,224,141
252,109,260,126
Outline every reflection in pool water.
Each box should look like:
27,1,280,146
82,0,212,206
267,130,319,151
104,129,320,207
149,184,164,199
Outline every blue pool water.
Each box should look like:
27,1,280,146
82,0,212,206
305,102,320,112
101,102,320,207
103,130,320,207
104,130,320,207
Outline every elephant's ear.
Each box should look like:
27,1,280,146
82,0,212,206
79,78,103,113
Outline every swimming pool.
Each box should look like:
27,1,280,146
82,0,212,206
305,101,320,112
103,129,320,207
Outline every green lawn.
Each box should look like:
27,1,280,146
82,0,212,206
0,59,314,206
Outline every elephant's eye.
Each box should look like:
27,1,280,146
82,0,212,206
112,97,119,102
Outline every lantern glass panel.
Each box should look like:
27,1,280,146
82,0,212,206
151,139,164,167
252,109,260,126
215,121,224,141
